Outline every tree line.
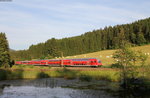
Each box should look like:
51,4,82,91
10,18,150,60
0,33,11,68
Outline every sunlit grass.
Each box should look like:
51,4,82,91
11,65,51,70
61,44,150,66
1,66,150,83
0,67,120,82
78,70,120,82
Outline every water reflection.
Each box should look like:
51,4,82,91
0,78,149,98
0,78,117,98
0,87,115,98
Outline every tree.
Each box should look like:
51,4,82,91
45,38,60,58
113,42,148,89
130,33,136,44
0,32,11,68
136,32,146,45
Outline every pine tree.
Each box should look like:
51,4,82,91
136,32,146,45
0,32,10,68
130,33,136,44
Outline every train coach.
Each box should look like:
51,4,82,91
15,58,102,67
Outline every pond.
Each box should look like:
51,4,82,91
0,78,149,98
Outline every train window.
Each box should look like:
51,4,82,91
98,60,101,63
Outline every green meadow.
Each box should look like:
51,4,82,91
61,44,150,66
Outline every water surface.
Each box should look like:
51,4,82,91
0,78,118,98
0,78,149,98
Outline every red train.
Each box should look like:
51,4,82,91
15,58,102,67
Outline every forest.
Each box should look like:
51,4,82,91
10,17,150,60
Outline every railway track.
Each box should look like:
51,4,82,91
50,67,118,71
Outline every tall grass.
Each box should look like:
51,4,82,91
1,64,150,82
56,68,78,79
11,65,51,69
0,67,120,82
79,70,120,82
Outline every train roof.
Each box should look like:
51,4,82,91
16,58,100,62
64,58,99,61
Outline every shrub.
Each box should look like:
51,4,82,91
0,69,7,80
111,63,123,68
79,75,92,82
120,77,150,91
56,68,78,79
37,72,49,78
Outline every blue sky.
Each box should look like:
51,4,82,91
0,0,150,50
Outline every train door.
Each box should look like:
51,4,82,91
62,59,72,67
90,59,97,66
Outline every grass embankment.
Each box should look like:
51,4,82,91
0,65,150,83
0,65,119,82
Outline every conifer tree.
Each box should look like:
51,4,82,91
136,32,146,45
0,32,10,68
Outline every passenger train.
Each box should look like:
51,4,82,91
15,58,102,67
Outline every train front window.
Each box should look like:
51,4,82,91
98,60,101,63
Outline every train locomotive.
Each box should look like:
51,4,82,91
15,58,102,67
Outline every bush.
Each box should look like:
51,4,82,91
0,69,7,80
56,68,78,79
79,75,92,82
120,77,150,91
111,63,123,68
37,72,49,78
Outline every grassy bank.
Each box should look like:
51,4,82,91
0,65,119,82
79,70,119,82
0,65,150,83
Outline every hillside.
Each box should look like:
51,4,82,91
10,17,150,60
61,45,150,66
